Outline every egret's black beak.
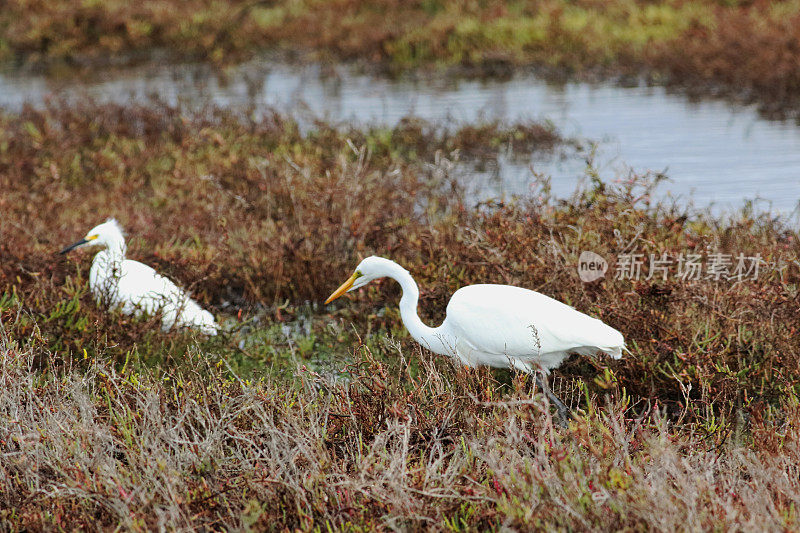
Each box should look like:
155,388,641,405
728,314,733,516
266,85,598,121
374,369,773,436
60,239,88,255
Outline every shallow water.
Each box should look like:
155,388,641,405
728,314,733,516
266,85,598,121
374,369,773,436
2,60,799,214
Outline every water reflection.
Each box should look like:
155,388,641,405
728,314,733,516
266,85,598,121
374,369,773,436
1,60,798,213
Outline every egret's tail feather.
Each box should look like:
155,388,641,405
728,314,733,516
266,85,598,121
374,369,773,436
195,309,219,336
573,345,625,359
605,345,624,359
173,298,219,336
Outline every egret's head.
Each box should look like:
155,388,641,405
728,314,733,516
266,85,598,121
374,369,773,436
60,218,125,254
325,256,398,304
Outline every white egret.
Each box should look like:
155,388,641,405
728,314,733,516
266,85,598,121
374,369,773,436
325,256,625,416
60,219,218,335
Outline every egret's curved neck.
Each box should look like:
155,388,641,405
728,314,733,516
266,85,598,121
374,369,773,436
384,262,452,356
98,234,127,262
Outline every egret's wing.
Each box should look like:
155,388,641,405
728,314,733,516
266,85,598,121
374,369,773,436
445,284,624,359
115,260,212,330
117,260,182,311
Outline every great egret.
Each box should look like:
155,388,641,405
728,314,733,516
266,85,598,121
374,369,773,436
60,219,218,335
325,256,625,416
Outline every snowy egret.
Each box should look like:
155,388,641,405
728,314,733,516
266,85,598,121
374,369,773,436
326,256,625,415
60,219,218,335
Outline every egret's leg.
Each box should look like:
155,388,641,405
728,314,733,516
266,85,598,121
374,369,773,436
510,359,571,425
534,371,572,427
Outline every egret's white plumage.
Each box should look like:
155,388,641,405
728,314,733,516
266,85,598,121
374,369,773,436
61,219,218,335
326,256,624,373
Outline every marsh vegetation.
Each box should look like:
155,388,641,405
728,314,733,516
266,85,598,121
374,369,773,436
5,1,800,114
1,100,799,529
2,1,800,528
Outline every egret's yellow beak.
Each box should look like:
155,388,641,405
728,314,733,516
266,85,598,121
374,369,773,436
325,272,360,304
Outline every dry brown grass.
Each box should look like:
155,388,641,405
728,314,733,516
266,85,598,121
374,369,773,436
2,329,800,530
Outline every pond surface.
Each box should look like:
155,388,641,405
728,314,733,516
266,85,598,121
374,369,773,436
1,60,799,214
